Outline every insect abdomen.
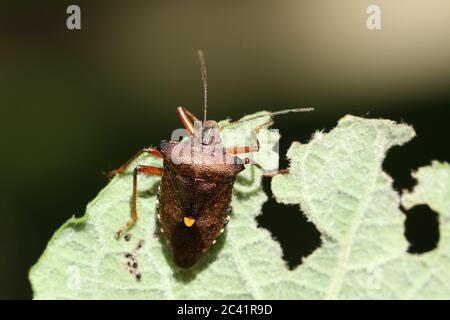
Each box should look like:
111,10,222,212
157,167,235,268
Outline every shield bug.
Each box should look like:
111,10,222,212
108,50,313,268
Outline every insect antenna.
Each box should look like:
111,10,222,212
197,49,208,123
220,107,314,128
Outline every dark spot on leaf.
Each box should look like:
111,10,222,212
124,234,132,241
136,240,144,250
404,204,439,254
136,273,142,281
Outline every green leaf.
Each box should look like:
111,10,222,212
30,112,280,299
400,161,450,299
29,114,450,299
272,116,449,299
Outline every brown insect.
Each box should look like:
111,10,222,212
108,51,313,268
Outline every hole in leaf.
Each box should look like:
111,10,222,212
258,179,321,269
379,104,450,193
404,204,439,254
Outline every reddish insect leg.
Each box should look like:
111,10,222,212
225,118,273,155
226,130,260,155
176,107,199,136
226,118,287,175
226,144,259,155
116,165,163,237
107,147,162,178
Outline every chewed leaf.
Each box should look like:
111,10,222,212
272,116,416,298
29,113,450,299
399,161,450,298
29,112,281,299
402,161,450,218
273,116,449,299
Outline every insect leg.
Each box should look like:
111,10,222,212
184,108,200,122
226,144,259,155
107,147,163,178
225,119,272,155
116,165,163,237
243,158,288,177
262,169,289,177
176,107,199,136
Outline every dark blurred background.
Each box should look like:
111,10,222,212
1,1,449,299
